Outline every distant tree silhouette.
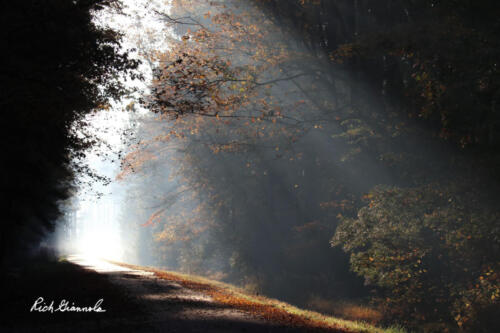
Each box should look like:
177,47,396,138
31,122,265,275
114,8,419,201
0,0,139,267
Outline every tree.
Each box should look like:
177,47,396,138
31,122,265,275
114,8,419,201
120,1,500,330
332,182,500,331
0,0,139,265
121,0,372,304
257,0,500,148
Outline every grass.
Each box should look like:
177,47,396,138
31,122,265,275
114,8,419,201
306,296,383,324
108,260,407,333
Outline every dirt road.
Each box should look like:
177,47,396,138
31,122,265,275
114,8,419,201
65,255,318,332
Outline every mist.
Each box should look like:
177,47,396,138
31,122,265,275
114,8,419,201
48,0,500,331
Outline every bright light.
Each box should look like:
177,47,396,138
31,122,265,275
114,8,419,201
58,0,173,263
73,199,124,261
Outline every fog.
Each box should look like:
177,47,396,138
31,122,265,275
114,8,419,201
50,0,441,300
51,0,500,329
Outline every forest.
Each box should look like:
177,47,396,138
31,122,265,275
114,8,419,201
2,1,499,332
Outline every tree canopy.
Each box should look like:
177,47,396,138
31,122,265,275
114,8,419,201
125,1,500,331
0,0,138,264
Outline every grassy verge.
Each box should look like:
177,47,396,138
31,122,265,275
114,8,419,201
108,260,407,333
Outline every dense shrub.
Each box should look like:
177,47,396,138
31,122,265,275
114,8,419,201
332,182,500,331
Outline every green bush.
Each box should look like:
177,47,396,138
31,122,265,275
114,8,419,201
331,183,500,331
